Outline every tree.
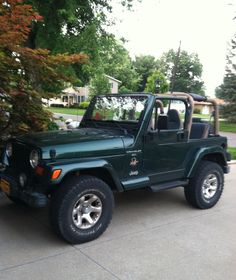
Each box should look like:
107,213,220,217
215,75,236,122
27,0,139,48
0,0,87,138
89,74,111,96
97,36,139,92
25,0,140,86
159,49,205,95
145,70,169,93
133,55,159,91
215,34,236,122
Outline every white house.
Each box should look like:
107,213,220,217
44,75,121,107
61,86,89,106
105,75,121,94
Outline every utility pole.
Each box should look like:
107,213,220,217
170,40,181,93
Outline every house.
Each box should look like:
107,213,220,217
194,98,226,115
44,75,121,107
105,75,121,94
61,86,89,106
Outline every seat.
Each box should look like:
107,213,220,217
167,109,182,129
156,115,168,130
190,123,210,139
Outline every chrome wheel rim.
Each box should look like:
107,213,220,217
202,174,218,199
72,194,102,229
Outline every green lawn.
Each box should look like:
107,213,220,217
193,113,209,119
228,147,236,160
47,107,85,116
219,121,236,133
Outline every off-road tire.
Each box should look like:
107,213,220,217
184,161,224,209
50,175,114,244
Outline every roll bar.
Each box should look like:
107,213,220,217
155,92,219,136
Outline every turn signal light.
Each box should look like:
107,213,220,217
51,169,62,180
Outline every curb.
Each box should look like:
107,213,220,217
229,160,236,165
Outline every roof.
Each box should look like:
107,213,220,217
62,87,78,94
214,98,226,105
105,75,122,84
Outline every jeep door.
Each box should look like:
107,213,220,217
143,98,191,184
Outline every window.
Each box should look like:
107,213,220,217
149,98,186,131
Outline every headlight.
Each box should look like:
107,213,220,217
30,150,39,168
6,143,13,158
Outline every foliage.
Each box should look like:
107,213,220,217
26,0,140,89
133,55,159,91
119,86,133,94
0,0,87,138
89,73,111,96
159,49,205,95
216,34,236,123
193,108,201,114
79,101,90,109
145,70,169,93
27,0,139,50
101,36,139,92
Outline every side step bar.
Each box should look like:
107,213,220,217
150,180,189,192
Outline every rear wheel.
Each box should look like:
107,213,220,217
50,175,114,244
184,161,224,209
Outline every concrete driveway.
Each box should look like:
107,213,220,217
0,165,235,280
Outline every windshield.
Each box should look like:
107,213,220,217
84,95,148,123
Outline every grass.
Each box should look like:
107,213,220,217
228,147,236,160
47,107,85,116
193,113,209,119
219,121,236,133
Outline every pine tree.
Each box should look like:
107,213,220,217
215,34,236,123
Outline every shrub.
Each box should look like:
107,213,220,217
79,102,90,109
193,108,201,114
50,104,64,108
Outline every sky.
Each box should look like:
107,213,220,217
108,0,235,97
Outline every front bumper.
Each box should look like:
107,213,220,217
0,171,48,207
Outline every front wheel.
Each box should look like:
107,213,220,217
184,161,224,209
50,175,114,244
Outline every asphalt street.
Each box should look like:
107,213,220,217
0,165,235,280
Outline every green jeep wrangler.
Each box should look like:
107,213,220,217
0,92,231,244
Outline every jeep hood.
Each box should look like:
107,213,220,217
17,128,134,159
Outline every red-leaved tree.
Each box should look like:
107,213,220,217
0,0,87,138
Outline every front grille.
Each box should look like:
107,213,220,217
7,141,35,188
10,141,31,171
